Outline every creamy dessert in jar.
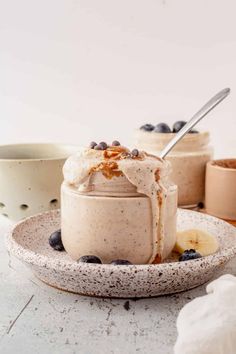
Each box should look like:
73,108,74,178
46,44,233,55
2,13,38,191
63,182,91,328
61,141,177,264
135,122,213,207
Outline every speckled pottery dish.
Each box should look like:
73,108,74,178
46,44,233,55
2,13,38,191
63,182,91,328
0,143,79,221
6,209,236,298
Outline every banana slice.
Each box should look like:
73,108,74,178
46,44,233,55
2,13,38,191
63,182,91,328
174,229,219,256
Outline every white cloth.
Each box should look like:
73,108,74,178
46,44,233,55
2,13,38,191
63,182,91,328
174,274,236,354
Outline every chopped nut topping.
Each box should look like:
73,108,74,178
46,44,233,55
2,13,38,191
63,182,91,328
89,161,123,179
103,146,129,160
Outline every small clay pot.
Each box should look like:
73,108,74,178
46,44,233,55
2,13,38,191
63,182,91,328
205,159,236,221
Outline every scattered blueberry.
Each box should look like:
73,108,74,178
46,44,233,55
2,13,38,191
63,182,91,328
140,124,155,132
173,121,186,133
89,141,97,149
131,149,139,157
179,249,202,262
94,142,108,150
189,129,199,134
49,229,64,251
198,202,204,209
112,140,121,146
77,255,102,264
154,123,171,133
110,259,132,265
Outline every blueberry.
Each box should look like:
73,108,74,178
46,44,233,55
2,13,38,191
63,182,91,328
198,202,204,209
154,123,171,133
110,259,132,265
140,124,155,132
77,255,102,264
112,140,121,146
49,229,64,251
94,142,107,150
173,121,186,133
179,249,202,262
189,129,199,134
89,141,97,149
131,149,139,157
100,142,108,149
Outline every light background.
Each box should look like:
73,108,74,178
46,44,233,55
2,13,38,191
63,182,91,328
0,0,236,157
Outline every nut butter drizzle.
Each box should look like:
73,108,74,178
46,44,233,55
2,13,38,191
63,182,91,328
118,157,167,263
63,145,169,263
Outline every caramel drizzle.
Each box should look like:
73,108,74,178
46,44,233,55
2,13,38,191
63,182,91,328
155,168,160,182
152,254,161,264
103,146,145,161
89,161,123,179
88,147,166,263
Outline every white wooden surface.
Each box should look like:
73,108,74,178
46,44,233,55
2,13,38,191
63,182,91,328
0,215,236,354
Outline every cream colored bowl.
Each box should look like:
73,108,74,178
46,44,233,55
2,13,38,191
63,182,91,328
0,143,79,221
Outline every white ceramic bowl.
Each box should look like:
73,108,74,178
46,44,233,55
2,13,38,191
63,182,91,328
0,143,79,221
6,209,236,298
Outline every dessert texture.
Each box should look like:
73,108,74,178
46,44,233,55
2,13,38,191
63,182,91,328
6,209,236,298
61,144,177,264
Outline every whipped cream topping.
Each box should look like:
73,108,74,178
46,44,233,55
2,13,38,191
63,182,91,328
63,145,172,263
174,274,236,354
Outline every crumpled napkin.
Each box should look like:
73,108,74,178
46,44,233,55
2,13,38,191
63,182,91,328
174,274,236,354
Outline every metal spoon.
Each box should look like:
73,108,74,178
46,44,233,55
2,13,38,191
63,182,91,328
159,88,230,159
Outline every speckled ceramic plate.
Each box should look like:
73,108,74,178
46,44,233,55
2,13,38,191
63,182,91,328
6,209,236,298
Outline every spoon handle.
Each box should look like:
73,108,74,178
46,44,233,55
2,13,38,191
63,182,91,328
159,88,231,159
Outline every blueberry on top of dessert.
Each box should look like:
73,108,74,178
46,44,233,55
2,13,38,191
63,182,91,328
140,124,155,132
154,123,172,133
139,121,199,134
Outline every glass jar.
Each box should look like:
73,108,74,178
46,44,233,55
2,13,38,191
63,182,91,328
135,131,213,207
61,168,177,265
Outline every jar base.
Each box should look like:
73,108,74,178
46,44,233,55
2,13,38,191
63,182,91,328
179,203,203,210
